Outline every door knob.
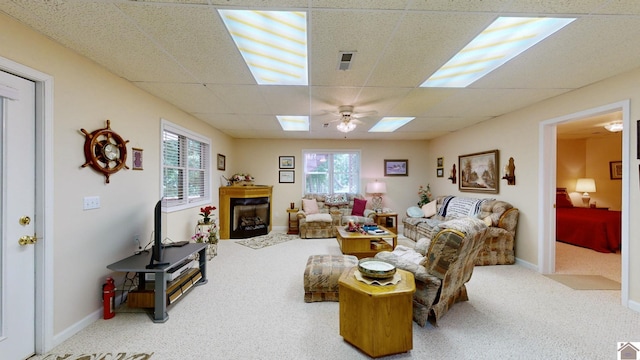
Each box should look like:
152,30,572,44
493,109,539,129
18,235,37,246
19,216,31,225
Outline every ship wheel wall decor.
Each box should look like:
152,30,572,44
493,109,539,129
80,120,129,183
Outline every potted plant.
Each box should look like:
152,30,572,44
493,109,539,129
199,205,216,224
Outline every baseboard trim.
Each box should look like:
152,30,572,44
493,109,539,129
515,257,537,272
51,293,125,349
628,299,640,313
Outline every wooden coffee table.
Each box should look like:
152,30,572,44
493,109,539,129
335,225,397,259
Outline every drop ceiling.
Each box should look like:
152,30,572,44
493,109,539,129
2,0,640,140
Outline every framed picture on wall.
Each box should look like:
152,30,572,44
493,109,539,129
279,170,294,183
132,148,143,170
437,157,443,168
217,154,226,171
279,156,295,169
437,168,444,177
610,161,622,179
384,159,408,176
458,149,499,194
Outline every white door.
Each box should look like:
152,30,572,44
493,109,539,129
0,71,37,359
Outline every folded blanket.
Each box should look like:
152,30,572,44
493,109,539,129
391,245,425,265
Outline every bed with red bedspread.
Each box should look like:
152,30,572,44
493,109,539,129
555,189,621,253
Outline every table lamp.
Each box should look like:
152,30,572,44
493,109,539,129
366,181,387,211
575,178,596,207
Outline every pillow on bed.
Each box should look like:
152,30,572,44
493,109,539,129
556,193,574,208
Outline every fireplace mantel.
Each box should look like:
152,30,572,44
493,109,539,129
219,185,273,239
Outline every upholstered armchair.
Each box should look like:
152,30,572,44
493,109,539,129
374,216,488,326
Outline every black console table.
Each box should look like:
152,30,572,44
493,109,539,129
107,243,208,323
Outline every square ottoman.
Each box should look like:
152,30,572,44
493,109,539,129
304,254,358,303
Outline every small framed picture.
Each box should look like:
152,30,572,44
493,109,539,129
437,168,444,177
217,154,226,171
610,161,622,179
132,148,143,170
437,157,443,168
384,159,408,176
279,156,295,169
279,170,294,183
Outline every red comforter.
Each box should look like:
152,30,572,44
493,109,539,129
556,207,621,253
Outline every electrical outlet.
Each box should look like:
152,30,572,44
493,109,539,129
83,196,100,210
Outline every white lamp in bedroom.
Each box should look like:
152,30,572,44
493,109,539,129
575,178,596,207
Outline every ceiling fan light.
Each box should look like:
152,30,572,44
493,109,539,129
337,121,356,133
604,121,623,132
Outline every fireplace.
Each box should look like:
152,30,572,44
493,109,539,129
219,185,273,239
230,197,270,239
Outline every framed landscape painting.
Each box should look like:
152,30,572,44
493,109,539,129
458,149,499,194
384,159,408,176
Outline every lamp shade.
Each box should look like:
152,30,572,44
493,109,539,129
575,178,596,193
366,181,387,194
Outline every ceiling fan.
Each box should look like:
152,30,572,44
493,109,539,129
324,105,377,133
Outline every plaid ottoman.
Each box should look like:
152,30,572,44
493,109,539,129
304,254,358,302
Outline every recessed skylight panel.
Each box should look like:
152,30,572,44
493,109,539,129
421,17,576,88
277,116,309,131
369,117,414,132
219,10,308,85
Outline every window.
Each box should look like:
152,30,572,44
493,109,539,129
161,119,211,211
303,150,360,194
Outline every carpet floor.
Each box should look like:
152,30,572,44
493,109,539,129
544,274,621,290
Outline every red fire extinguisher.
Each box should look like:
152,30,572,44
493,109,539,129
102,277,115,320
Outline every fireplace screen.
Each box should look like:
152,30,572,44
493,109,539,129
230,197,270,239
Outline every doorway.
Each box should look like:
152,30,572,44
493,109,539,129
0,57,55,355
539,100,630,306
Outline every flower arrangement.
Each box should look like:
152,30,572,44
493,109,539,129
199,205,216,224
417,184,432,207
231,173,254,182
192,225,218,244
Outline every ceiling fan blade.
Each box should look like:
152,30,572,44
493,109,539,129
352,110,378,119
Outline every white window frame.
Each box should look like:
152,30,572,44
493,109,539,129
161,118,211,212
302,149,361,194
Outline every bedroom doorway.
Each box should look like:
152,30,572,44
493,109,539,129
555,115,622,283
539,100,629,307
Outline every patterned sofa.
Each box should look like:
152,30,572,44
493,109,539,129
375,216,489,326
403,195,519,265
297,193,375,238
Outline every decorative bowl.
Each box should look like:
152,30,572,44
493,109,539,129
357,258,396,279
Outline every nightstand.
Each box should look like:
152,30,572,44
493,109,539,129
287,208,299,235
374,213,398,235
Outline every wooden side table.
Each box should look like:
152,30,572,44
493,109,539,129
374,213,398,234
338,267,415,358
287,208,299,235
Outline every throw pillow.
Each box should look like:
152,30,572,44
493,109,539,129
556,193,574,208
406,206,424,218
302,198,319,214
325,193,348,206
421,200,437,218
351,198,367,216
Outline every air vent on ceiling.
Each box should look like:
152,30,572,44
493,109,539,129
337,51,356,71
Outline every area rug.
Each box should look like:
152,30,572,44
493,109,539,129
39,353,153,360
235,232,299,249
545,274,621,290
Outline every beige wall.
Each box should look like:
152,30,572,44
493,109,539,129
428,67,640,304
231,139,430,229
558,136,622,209
0,14,233,335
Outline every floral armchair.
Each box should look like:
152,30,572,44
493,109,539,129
375,216,489,326
297,193,375,238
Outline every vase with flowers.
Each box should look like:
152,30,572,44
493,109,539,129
199,205,216,225
225,173,255,186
